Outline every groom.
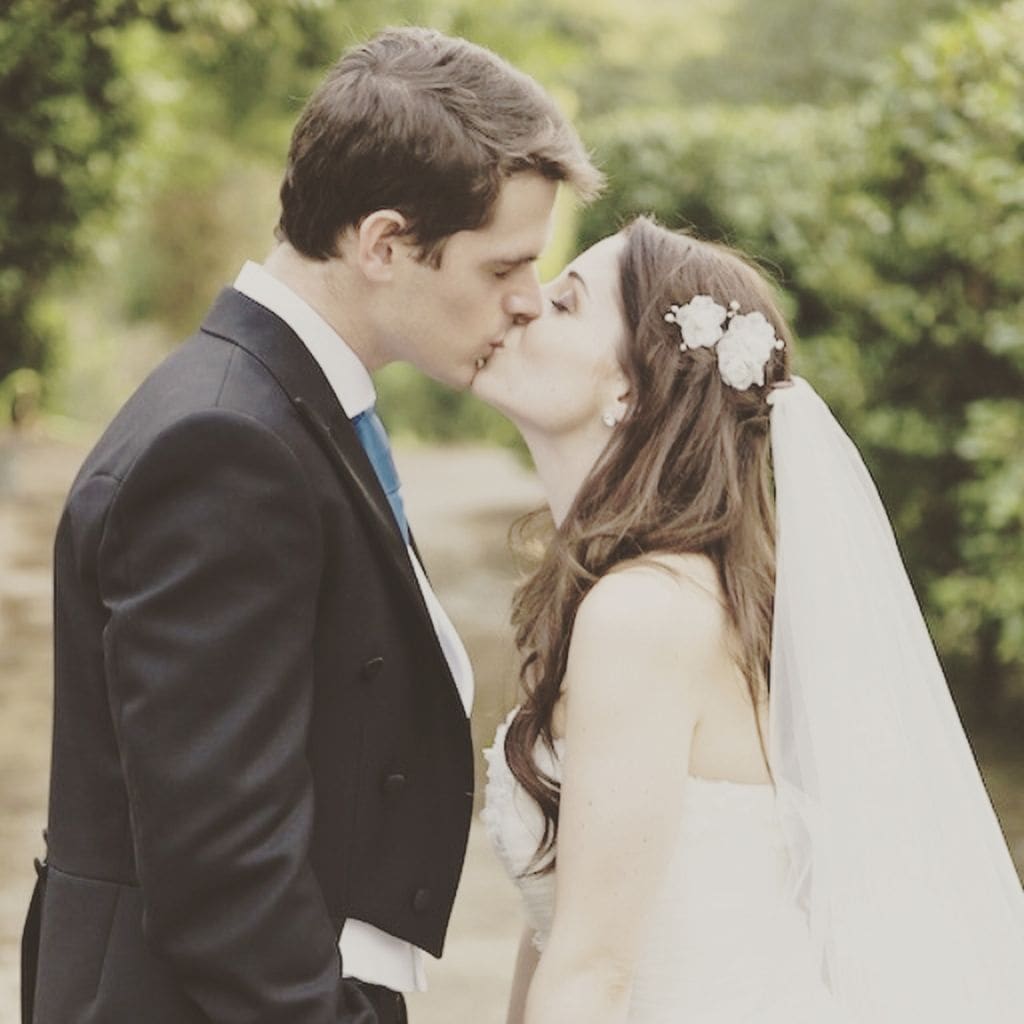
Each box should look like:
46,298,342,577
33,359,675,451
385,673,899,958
21,27,601,1024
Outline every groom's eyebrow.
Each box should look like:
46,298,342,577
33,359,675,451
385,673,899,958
494,254,539,269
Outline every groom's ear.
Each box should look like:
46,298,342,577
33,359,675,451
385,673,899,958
355,210,409,282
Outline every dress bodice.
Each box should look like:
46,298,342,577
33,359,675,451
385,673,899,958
481,710,857,1023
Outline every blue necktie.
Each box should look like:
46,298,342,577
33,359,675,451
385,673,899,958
351,407,410,543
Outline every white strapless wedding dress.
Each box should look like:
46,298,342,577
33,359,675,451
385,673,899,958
481,710,858,1023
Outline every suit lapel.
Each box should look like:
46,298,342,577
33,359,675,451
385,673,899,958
199,288,432,622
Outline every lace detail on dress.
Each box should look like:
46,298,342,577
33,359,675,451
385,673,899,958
481,708,557,952
479,710,516,865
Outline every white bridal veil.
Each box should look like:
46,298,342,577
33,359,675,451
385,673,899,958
767,377,1024,1022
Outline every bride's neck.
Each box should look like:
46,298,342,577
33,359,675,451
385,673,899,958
520,427,610,527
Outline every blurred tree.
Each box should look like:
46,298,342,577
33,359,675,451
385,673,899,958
0,0,145,382
0,0,339,385
672,0,997,105
581,0,1024,722
106,0,340,335
857,1,1024,724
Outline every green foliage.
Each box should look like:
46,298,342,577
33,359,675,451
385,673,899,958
582,0,1024,717
873,2,1024,718
0,0,340,381
672,0,993,105
0,0,141,380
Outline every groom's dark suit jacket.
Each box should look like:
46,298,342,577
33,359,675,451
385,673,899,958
22,289,475,1023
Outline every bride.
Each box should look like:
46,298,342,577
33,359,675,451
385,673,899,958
471,216,1024,1024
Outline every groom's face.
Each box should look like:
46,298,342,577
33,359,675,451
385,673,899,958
385,172,558,389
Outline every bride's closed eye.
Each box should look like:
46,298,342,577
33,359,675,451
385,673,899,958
550,291,574,313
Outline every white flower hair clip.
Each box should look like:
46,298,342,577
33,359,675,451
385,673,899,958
665,295,784,391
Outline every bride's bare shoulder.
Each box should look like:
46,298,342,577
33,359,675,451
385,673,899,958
556,556,724,750
568,553,727,673
597,552,726,622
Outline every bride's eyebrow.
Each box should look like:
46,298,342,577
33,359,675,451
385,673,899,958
568,269,589,297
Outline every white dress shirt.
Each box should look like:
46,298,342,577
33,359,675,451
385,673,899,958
233,261,474,992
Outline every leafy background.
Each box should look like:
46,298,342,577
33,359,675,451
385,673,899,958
2,0,1022,737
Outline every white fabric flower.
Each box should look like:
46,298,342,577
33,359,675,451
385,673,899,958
667,295,728,350
715,311,779,390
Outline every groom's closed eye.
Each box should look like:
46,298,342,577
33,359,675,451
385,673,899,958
492,254,539,279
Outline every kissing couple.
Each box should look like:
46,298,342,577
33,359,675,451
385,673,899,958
22,26,1024,1024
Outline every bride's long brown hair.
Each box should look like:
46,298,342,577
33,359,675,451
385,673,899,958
506,216,792,873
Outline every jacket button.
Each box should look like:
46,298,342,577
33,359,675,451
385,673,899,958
384,772,407,795
412,888,432,913
360,656,385,681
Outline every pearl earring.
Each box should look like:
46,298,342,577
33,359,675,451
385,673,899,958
601,412,618,428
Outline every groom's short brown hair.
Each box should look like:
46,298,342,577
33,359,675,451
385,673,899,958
277,27,603,265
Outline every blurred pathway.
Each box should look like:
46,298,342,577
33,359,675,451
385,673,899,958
0,435,85,1018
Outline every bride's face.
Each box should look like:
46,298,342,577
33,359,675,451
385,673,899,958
471,234,629,436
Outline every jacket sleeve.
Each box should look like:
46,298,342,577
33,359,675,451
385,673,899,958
97,408,377,1024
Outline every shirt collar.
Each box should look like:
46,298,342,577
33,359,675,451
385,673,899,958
233,260,376,418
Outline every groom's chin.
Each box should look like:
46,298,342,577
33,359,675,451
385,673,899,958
418,362,476,393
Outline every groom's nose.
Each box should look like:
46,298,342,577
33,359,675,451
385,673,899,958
504,274,544,325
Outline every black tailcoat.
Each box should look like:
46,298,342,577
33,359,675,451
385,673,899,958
22,289,475,1023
